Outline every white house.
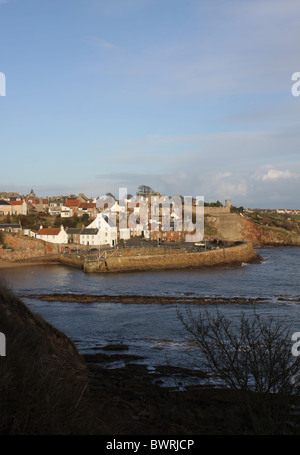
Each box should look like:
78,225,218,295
49,207,61,216
119,227,131,240
80,228,101,246
61,206,73,218
37,225,68,244
86,213,118,247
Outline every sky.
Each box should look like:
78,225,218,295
0,0,300,208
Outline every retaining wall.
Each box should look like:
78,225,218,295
0,233,59,262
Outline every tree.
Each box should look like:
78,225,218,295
106,192,115,200
81,213,90,225
137,185,155,194
177,308,300,434
231,205,244,213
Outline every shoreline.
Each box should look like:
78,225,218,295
0,260,60,269
0,243,298,273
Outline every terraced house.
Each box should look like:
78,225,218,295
9,200,28,215
0,200,12,216
37,225,68,244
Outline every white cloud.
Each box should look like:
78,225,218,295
261,169,295,181
255,166,299,182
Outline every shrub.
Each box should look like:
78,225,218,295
177,308,300,434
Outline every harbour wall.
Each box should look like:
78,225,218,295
83,242,260,273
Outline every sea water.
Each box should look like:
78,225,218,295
1,247,300,371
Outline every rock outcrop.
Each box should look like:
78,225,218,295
205,213,300,245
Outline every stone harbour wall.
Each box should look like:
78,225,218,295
84,242,260,273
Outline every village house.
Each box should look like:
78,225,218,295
65,198,80,209
86,213,118,247
77,193,90,203
48,207,62,216
0,192,21,200
49,197,65,207
128,219,143,237
29,229,38,238
60,206,73,218
37,225,68,244
65,227,82,245
0,223,22,233
80,228,101,246
26,197,49,213
0,200,12,216
77,202,98,218
9,200,28,216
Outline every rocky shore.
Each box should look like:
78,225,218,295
81,347,300,435
21,293,270,305
82,349,238,435
2,284,300,435
0,282,260,435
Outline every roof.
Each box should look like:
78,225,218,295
65,199,80,207
66,228,82,234
9,201,25,206
79,203,96,209
0,200,11,206
38,228,61,236
80,228,99,235
102,215,117,228
0,224,22,229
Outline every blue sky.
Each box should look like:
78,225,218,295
0,0,300,208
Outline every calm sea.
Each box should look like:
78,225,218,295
1,247,300,372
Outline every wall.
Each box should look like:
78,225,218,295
84,242,259,273
204,206,230,216
0,233,60,261
208,213,242,241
